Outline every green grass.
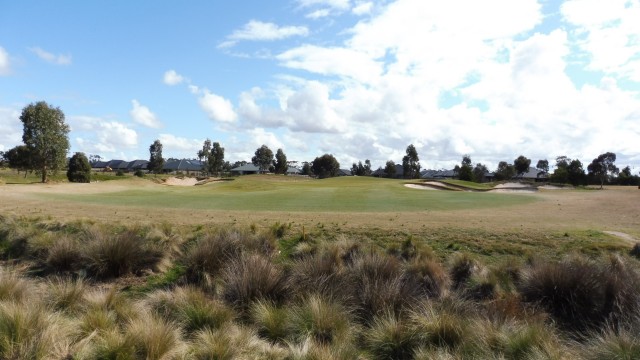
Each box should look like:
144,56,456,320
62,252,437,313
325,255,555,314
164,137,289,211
40,175,536,212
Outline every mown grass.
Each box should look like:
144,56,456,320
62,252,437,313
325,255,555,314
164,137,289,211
39,175,536,212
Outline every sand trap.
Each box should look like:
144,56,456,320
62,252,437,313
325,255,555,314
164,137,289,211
405,184,438,190
539,185,563,190
489,188,536,193
164,177,198,186
494,182,530,188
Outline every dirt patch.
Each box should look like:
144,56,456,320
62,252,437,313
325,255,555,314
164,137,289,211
164,177,198,186
604,231,638,245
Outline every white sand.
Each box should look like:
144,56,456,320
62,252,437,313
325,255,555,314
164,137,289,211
404,184,438,190
164,177,198,186
493,182,531,188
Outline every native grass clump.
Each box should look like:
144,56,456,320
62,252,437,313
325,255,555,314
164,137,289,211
0,215,639,358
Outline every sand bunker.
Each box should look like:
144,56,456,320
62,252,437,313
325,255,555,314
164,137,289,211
494,182,530,188
164,177,198,186
404,184,438,190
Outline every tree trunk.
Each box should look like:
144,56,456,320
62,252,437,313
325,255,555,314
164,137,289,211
41,165,47,183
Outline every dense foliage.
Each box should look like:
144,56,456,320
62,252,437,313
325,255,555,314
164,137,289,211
66,152,91,183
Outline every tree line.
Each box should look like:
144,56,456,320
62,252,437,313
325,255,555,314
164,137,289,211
2,101,639,186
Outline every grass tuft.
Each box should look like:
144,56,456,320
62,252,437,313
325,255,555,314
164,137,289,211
222,254,288,311
287,294,353,344
365,311,417,360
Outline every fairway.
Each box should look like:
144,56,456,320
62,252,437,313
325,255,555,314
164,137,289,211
36,175,534,212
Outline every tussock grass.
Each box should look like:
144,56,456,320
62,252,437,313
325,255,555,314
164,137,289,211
44,276,87,313
0,270,33,301
402,257,449,299
125,314,185,359
409,301,469,351
287,294,354,344
222,253,288,311
250,300,290,343
189,323,286,359
183,230,242,287
581,327,640,360
82,229,165,279
45,236,82,272
365,311,417,360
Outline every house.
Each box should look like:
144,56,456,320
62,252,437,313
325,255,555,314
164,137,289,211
337,169,352,176
127,160,149,172
230,163,265,175
162,159,204,174
421,169,456,179
514,167,548,182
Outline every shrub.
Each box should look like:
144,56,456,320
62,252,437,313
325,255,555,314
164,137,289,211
67,152,91,183
365,312,417,360
134,169,145,177
115,170,125,176
222,254,288,311
82,230,164,279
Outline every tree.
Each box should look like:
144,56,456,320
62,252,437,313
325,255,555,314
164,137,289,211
148,139,164,174
350,159,372,176
89,154,103,165
67,152,91,183
472,163,489,183
274,148,288,174
208,142,225,176
536,159,549,175
587,152,619,189
514,155,531,177
198,139,212,175
20,101,70,183
4,145,32,177
301,162,312,176
384,160,397,178
567,159,586,186
494,161,515,181
402,144,420,179
616,166,640,186
458,155,474,181
252,145,274,173
311,154,340,179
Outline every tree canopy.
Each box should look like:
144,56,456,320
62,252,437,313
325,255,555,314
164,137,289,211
514,155,531,177
458,155,474,181
536,159,549,175
20,101,70,182
252,145,274,172
148,139,164,174
402,144,420,179
274,148,288,174
311,154,340,179
384,160,396,178
67,152,91,183
494,161,515,181
587,152,618,189
208,142,225,176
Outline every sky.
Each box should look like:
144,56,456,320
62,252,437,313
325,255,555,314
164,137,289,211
1,0,639,171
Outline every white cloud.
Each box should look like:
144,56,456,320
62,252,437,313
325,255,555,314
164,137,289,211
198,90,238,123
561,0,640,81
0,107,21,151
163,70,184,85
221,20,309,47
70,116,138,155
248,128,284,150
158,134,202,153
29,47,72,65
0,46,10,76
352,1,373,15
130,100,162,129
306,9,331,19
297,0,351,10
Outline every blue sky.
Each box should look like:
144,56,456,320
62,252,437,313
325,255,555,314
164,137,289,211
1,0,639,171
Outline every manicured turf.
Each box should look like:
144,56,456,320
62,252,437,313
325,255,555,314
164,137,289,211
41,175,536,212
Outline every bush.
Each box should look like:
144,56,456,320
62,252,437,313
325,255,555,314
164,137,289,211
222,254,288,311
115,170,124,176
134,169,145,177
67,152,91,183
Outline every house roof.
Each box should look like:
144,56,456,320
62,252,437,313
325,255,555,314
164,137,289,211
163,159,203,171
106,160,129,169
230,163,262,172
421,169,456,179
338,168,352,176
91,161,109,168
127,160,148,170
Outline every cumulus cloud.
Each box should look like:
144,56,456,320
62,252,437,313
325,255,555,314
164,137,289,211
0,107,22,151
306,9,331,19
297,0,351,10
352,1,373,15
158,134,202,153
70,116,138,155
29,47,72,65
163,70,184,85
198,90,238,123
0,46,10,76
220,20,309,48
130,100,162,128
